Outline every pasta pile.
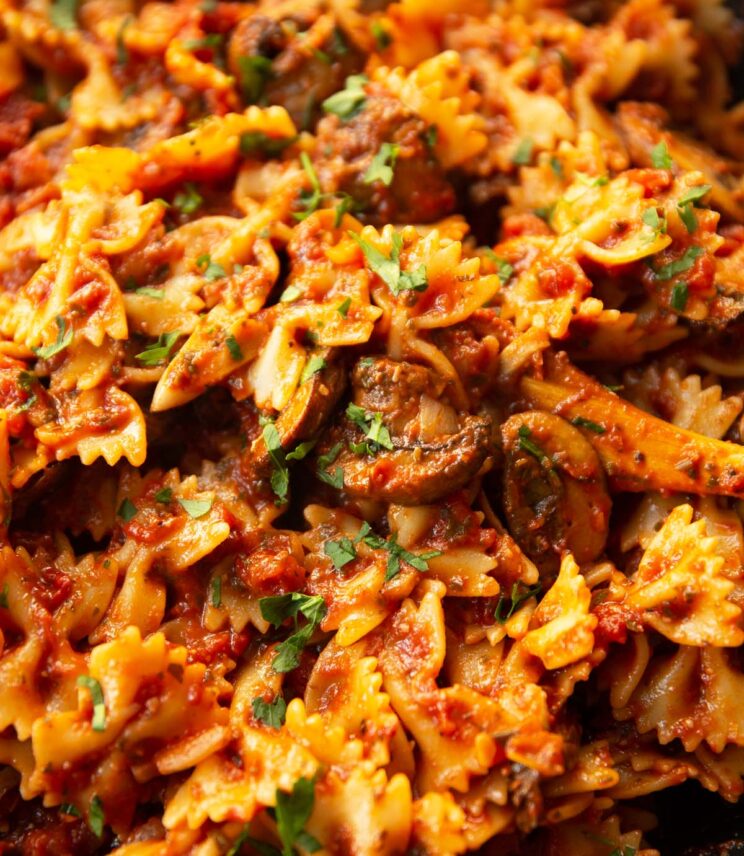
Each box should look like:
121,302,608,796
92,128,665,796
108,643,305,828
2,0,744,853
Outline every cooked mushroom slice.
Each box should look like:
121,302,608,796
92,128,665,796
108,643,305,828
315,357,492,504
501,411,611,567
522,352,744,499
249,350,346,473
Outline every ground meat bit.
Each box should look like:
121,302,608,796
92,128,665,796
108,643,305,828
0,94,46,156
314,88,456,224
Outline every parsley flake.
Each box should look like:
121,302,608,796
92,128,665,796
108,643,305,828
371,21,391,50
77,675,106,731
225,334,243,361
670,281,688,313
572,417,605,434
350,231,427,296
173,183,203,215
355,522,441,581
363,142,399,186
276,777,321,856
346,403,393,452
50,0,79,30
154,487,172,503
259,592,328,673
517,425,548,462
135,330,180,366
316,442,344,489
294,152,323,221
512,137,534,166
495,581,542,623
116,15,132,65
238,55,274,104
0,583,9,609
483,249,514,284
324,537,357,570
88,795,105,838
322,74,368,120
653,245,703,280
301,355,326,384
196,253,227,281
210,575,222,607
178,497,213,518
34,316,73,360
252,695,287,728
117,498,137,522
650,141,673,169
337,297,351,317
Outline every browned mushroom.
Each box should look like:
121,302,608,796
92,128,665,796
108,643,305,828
501,411,611,568
248,349,347,476
315,357,492,504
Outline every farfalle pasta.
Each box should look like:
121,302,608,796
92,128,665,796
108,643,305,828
1,0,744,854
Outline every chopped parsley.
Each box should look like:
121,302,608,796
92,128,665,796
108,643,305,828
337,297,351,317
670,281,688,313
135,286,164,299
346,403,393,452
225,334,243,361
135,330,180,366
50,0,79,30
301,355,326,384
252,695,287,728
512,137,534,166
322,74,368,121
494,581,542,623
88,795,105,837
316,442,344,489
262,422,315,504
76,675,106,731
0,584,8,609
653,245,703,280
571,417,605,434
178,497,213,518
210,576,222,607
641,207,666,237
154,487,172,503
324,537,357,570
196,253,227,281
517,425,547,462
280,285,303,303
239,131,296,158
184,33,224,53
294,152,323,221
237,55,274,104
333,193,361,227
677,185,712,235
276,776,321,856
117,498,138,522
363,142,399,186
34,316,73,360
349,231,427,296
116,15,132,65
173,182,203,215
371,21,391,50
59,803,80,817
650,141,673,169
483,249,514,284
259,592,328,673
355,522,441,581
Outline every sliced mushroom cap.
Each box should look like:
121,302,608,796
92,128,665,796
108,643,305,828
333,415,492,505
249,349,347,474
316,356,493,505
501,411,611,567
